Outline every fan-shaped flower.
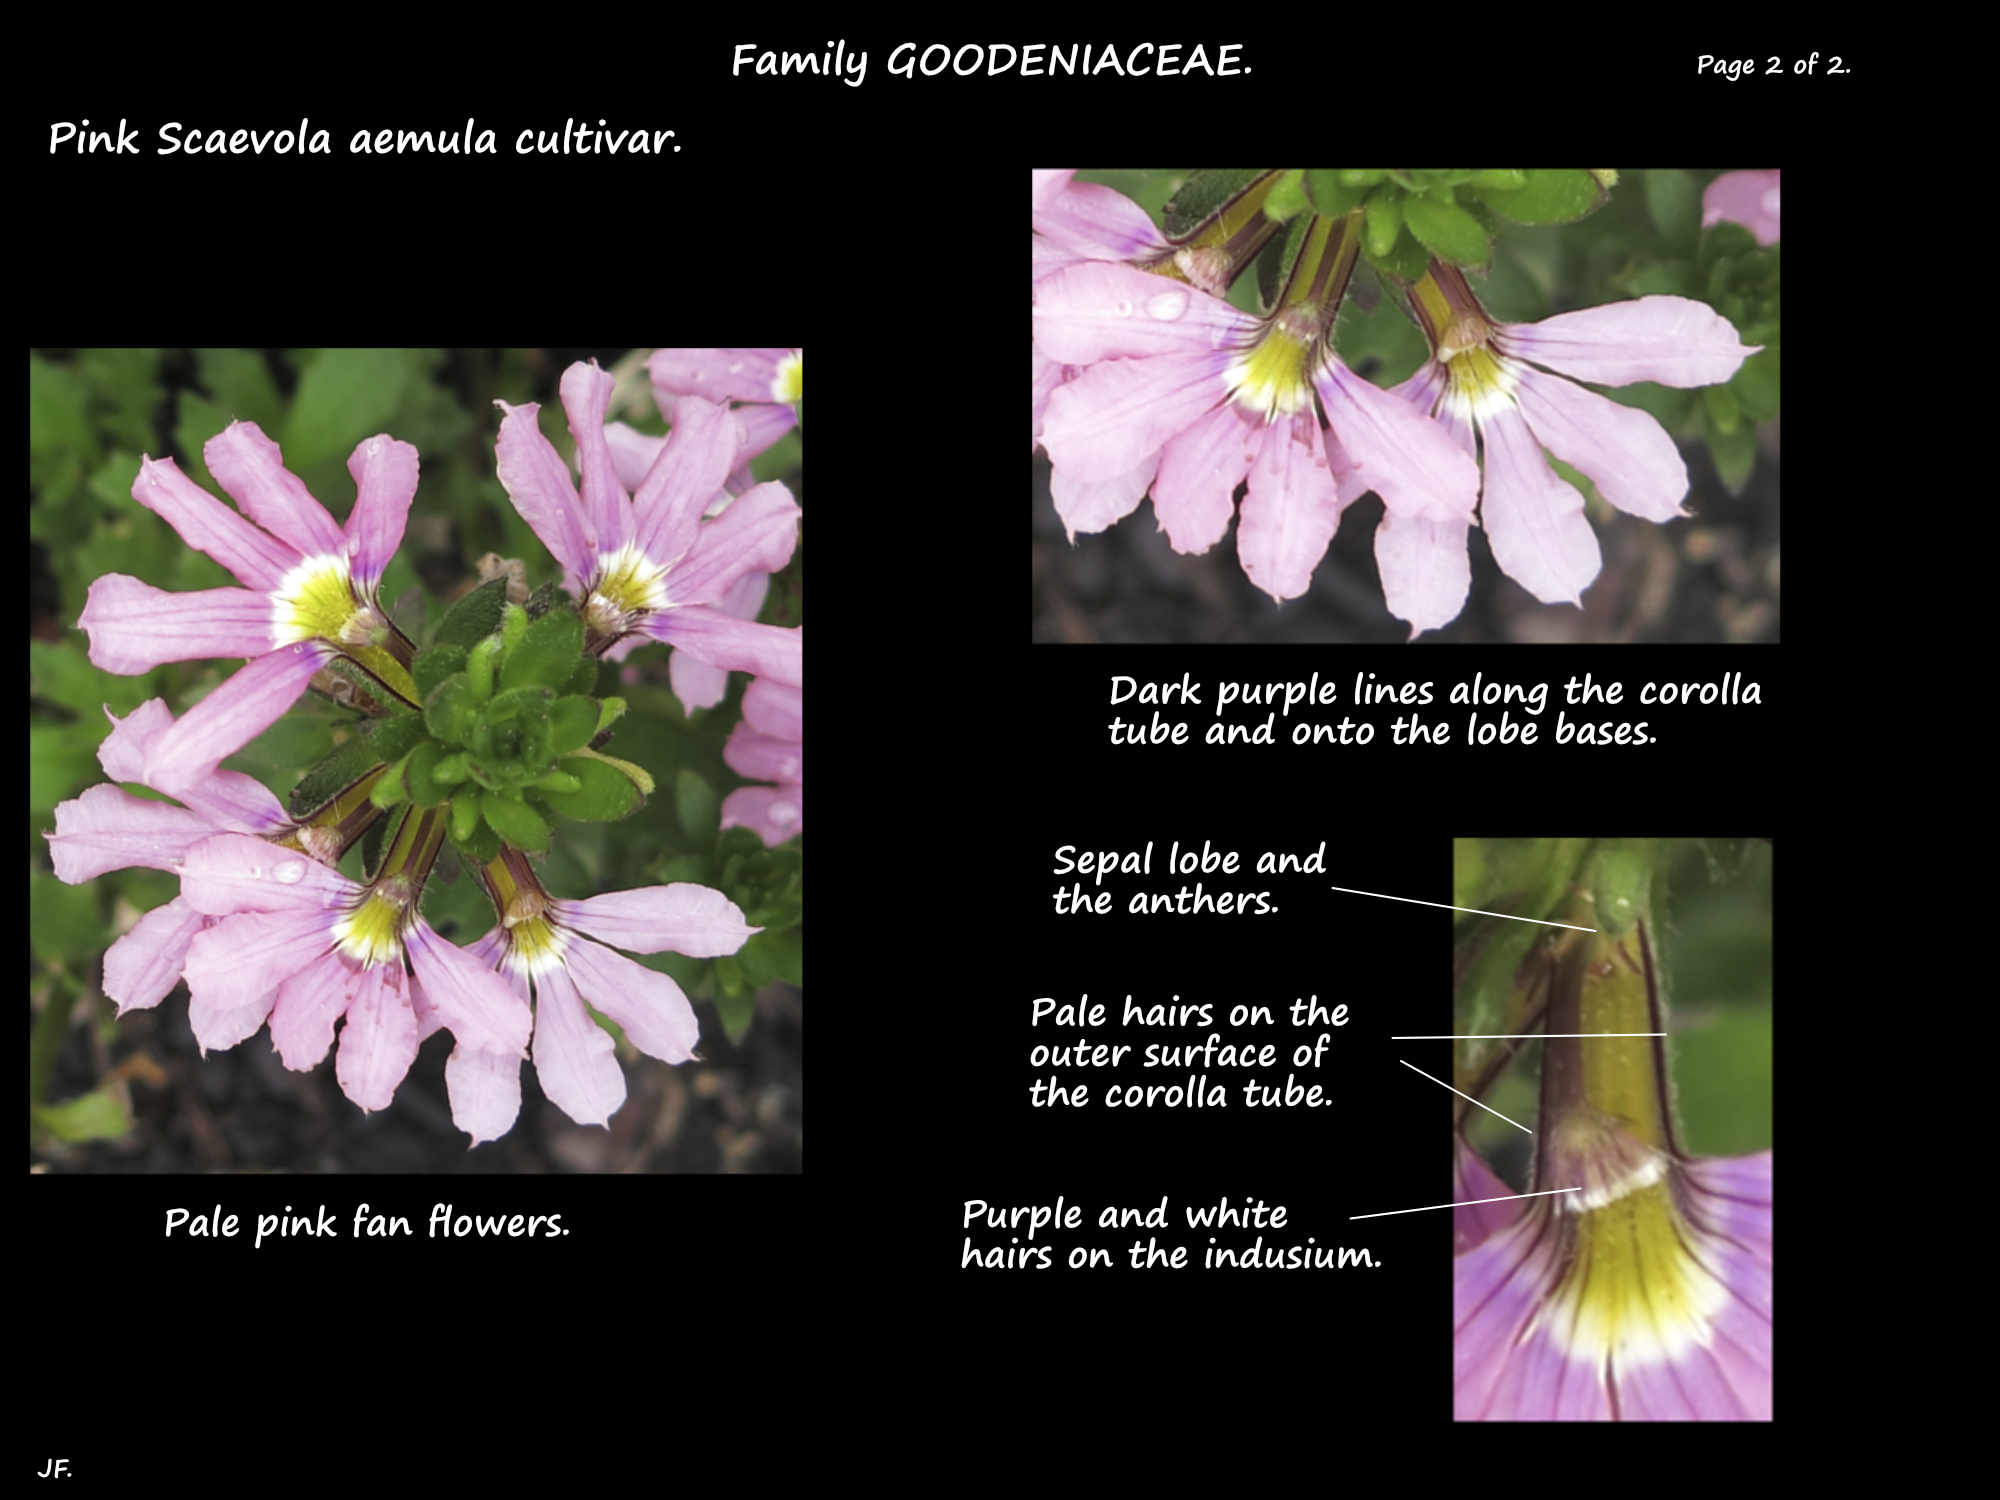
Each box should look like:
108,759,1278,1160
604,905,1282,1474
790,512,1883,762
493,361,801,687
77,425,420,794
1392,263,1759,611
1702,170,1780,246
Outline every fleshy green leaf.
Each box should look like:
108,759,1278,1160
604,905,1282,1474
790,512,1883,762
1642,169,1702,255
412,643,468,701
289,736,387,818
1363,187,1404,261
1403,195,1491,268
540,755,641,822
548,696,600,756
425,676,479,745
481,789,550,852
1475,168,1607,225
432,577,510,651
500,607,585,692
1304,170,1366,218
33,1087,133,1143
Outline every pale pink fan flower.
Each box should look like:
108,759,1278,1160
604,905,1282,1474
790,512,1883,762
76,425,420,794
1391,263,1759,615
171,830,532,1113
1034,222,1480,630
643,347,800,495
47,698,295,1016
421,854,758,1143
493,361,801,688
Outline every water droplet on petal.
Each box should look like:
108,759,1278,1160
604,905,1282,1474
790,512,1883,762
273,861,306,885
1145,290,1189,321
1114,299,1134,318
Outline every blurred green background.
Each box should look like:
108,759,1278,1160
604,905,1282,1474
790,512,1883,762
1453,838,1772,1185
29,348,802,1172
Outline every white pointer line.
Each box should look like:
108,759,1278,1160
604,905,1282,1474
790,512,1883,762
1391,1033,1665,1039
1398,1059,1532,1135
1350,1187,1580,1221
1328,884,1597,932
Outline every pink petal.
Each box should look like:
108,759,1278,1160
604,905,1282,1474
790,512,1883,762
344,434,419,596
1315,361,1481,523
204,421,345,559
78,574,273,673
603,421,665,493
561,938,701,1065
1031,261,1247,365
102,896,206,1015
629,396,743,572
335,960,421,1111
661,482,799,606
1041,352,1229,486
670,575,767,714
647,609,801,686
722,784,802,846
492,400,595,581
560,361,632,557
1031,348,1065,451
1030,169,1078,214
1500,296,1759,389
446,1045,523,1145
1477,407,1602,606
131,454,297,593
97,701,289,834
1701,170,1780,246
48,784,219,884
741,675,800,740
1050,448,1158,540
557,884,757,959
648,347,794,406
724,723,802,784
529,961,626,1127
270,950,355,1070
1152,403,1257,555
404,922,533,1057
732,401,797,465
1236,413,1338,603
142,644,328,798
1376,508,1472,638
176,831,354,918
1512,367,1690,522
182,910,330,1051
1032,178,1164,261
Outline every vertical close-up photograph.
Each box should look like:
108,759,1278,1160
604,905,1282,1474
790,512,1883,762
1449,837,1772,1420
1033,169,1780,643
30,347,804,1173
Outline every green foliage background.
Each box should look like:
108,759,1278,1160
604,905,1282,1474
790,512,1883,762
29,348,802,1167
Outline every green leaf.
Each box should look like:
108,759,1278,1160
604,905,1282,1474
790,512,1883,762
1708,420,1758,496
412,643,468,701
279,348,410,471
714,984,755,1043
370,753,411,809
1402,195,1491,267
525,581,574,618
1703,383,1742,436
541,755,641,822
33,1087,133,1144
289,736,385,818
548,696,599,756
481,789,550,852
30,873,101,965
432,576,510,650
1475,168,1607,225
425,676,480,745
453,809,500,863
1732,348,1780,422
1303,170,1366,218
1642,169,1702,255
500,607,585,692
1161,169,1266,239
1466,169,1527,191
564,656,601,695
404,740,449,808
676,769,721,843
451,792,481,843
1363,187,1404,261
192,348,283,429
1262,169,1308,223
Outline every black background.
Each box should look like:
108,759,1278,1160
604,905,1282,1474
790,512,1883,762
20,22,1897,1474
